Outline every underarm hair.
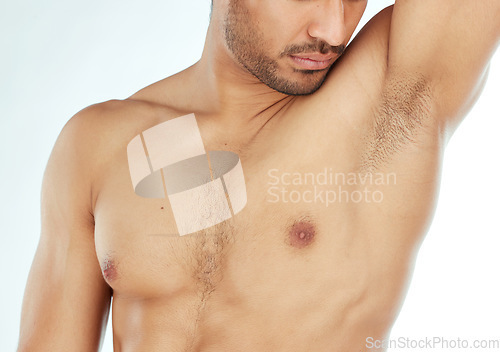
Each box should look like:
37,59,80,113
361,74,433,173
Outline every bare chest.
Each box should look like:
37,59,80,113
93,86,443,303
92,107,369,298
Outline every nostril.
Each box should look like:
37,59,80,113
306,1,347,46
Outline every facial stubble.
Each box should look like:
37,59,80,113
223,0,336,96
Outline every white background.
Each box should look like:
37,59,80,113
1,1,498,351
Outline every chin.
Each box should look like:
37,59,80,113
282,75,329,96
271,83,324,96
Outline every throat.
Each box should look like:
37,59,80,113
287,218,316,249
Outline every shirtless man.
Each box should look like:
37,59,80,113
18,0,499,351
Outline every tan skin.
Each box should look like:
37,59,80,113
18,1,499,351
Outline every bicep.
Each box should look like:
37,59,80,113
388,0,500,127
389,0,500,73
18,112,111,351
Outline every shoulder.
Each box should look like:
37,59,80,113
303,6,394,126
64,98,181,150
56,99,181,211
67,99,165,134
317,6,394,104
60,100,156,165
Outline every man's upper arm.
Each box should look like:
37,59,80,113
18,107,111,351
388,0,500,127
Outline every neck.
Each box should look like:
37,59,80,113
185,21,296,128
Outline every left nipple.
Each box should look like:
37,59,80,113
288,221,316,249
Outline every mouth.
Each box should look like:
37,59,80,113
289,53,335,71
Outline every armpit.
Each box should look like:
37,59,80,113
361,75,433,172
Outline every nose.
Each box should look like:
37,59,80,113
307,1,347,47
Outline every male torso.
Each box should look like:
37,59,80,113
19,1,499,351
92,9,442,350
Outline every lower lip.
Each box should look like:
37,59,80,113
290,56,332,70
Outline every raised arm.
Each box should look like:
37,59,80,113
18,108,111,351
388,0,500,132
